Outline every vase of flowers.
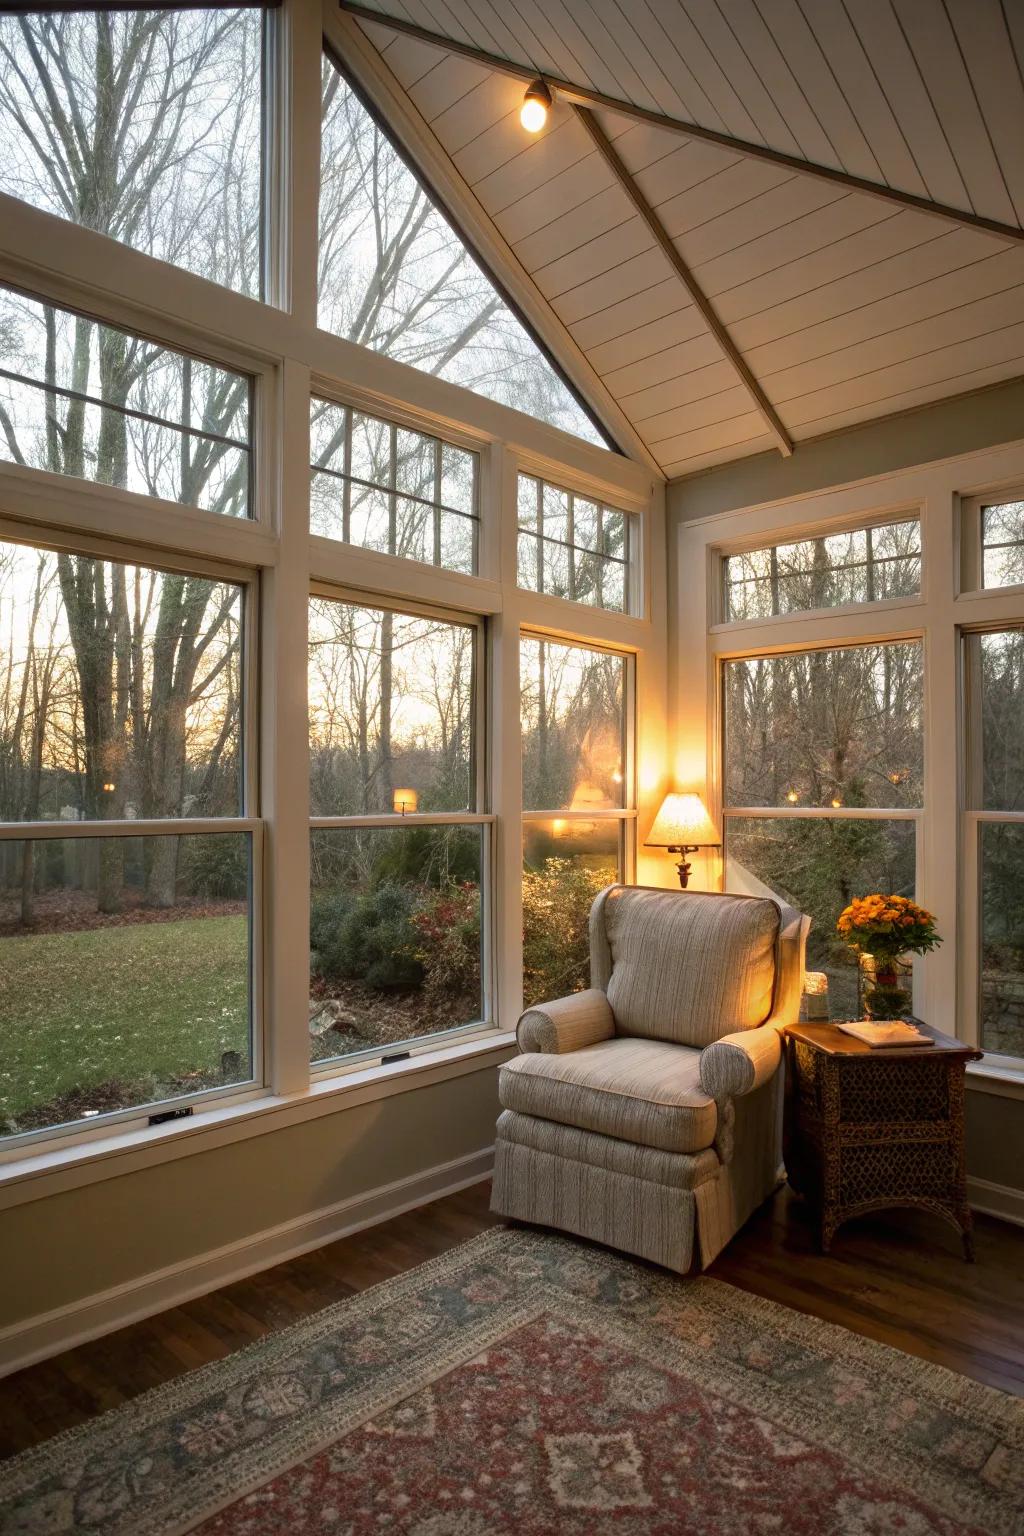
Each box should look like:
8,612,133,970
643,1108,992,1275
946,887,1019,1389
836,894,942,1019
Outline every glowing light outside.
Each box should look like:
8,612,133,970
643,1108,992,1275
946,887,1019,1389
393,788,418,815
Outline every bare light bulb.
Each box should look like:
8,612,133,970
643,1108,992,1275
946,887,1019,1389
520,80,551,133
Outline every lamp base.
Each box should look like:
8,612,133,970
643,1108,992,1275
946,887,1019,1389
668,845,699,888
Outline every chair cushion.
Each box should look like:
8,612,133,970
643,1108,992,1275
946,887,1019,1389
498,1038,717,1154
602,888,780,1047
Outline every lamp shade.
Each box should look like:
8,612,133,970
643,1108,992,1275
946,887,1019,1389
645,792,720,849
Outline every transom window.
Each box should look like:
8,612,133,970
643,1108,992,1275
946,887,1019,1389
0,284,252,517
723,518,921,621
981,499,1024,589
310,399,477,573
517,474,635,613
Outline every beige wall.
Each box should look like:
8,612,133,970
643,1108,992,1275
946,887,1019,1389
965,1089,1024,1193
669,378,1024,524
1,1064,503,1329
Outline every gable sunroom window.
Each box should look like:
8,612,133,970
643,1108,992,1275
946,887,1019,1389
308,592,490,1067
0,533,255,1144
310,398,478,573
0,4,267,297
317,48,610,448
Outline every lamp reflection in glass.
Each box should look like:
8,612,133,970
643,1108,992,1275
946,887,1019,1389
803,971,829,1021
393,788,418,815
644,792,720,888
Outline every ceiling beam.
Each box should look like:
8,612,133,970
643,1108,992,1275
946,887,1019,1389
573,106,792,459
338,0,1024,248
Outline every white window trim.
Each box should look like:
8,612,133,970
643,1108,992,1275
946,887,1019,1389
675,436,1024,1081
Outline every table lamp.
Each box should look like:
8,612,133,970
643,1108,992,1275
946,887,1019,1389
645,792,721,888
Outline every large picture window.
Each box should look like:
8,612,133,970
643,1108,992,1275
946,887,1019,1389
965,628,1024,1060
0,7,264,296
520,634,631,1008
308,594,488,1064
0,285,252,517
0,536,253,1142
723,640,923,1019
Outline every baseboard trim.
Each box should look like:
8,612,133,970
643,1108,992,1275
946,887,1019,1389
968,1174,1024,1228
0,1146,495,1379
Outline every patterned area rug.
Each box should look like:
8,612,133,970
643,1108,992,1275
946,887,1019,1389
1,1227,1022,1535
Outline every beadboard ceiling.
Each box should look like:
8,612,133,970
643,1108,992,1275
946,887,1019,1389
341,1,1024,479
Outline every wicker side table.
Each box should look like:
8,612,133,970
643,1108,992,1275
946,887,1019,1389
783,1021,983,1259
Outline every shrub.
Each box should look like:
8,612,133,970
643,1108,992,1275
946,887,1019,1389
311,883,423,989
185,835,248,900
413,883,481,1002
522,857,612,1008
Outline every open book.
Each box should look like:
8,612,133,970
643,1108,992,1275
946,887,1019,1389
837,1020,931,1048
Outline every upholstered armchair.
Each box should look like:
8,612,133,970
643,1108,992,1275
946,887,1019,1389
491,885,809,1273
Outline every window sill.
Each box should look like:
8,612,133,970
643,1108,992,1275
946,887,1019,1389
0,1031,516,1212
966,1061,1024,1101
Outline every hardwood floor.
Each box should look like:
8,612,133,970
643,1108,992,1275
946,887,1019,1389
0,1181,1021,1460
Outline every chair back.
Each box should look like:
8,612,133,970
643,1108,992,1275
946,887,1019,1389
590,886,789,1048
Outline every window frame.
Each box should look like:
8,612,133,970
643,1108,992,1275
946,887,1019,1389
960,485,1024,596
307,582,497,1071
515,471,640,616
0,522,264,1159
520,628,639,999
309,392,481,574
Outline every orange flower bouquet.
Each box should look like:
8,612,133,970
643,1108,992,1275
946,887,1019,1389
836,894,941,1018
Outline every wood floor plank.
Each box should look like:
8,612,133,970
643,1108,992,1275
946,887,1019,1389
0,1182,1019,1461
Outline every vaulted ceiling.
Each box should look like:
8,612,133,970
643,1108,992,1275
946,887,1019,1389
340,1,1024,479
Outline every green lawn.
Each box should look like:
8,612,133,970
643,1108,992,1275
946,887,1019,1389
0,915,249,1130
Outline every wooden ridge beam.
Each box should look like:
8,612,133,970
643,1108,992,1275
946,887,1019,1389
338,0,1024,249
572,106,793,458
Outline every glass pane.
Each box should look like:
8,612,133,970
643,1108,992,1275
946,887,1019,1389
0,286,251,516
0,9,262,296
520,636,626,812
724,642,924,809
440,444,475,515
542,535,571,599
517,530,540,592
542,484,570,544
974,629,1024,812
573,498,600,552
310,825,482,1063
980,823,1024,1059
309,399,479,572
982,502,1024,588
518,475,539,532
309,599,476,816
0,832,251,1139
318,54,607,447
725,816,916,1023
0,539,243,825
724,519,921,619
522,818,620,1008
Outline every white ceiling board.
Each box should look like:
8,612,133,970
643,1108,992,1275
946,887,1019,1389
344,2,1024,475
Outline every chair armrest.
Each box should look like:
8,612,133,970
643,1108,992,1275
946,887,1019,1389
516,989,615,1054
699,1024,782,1099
